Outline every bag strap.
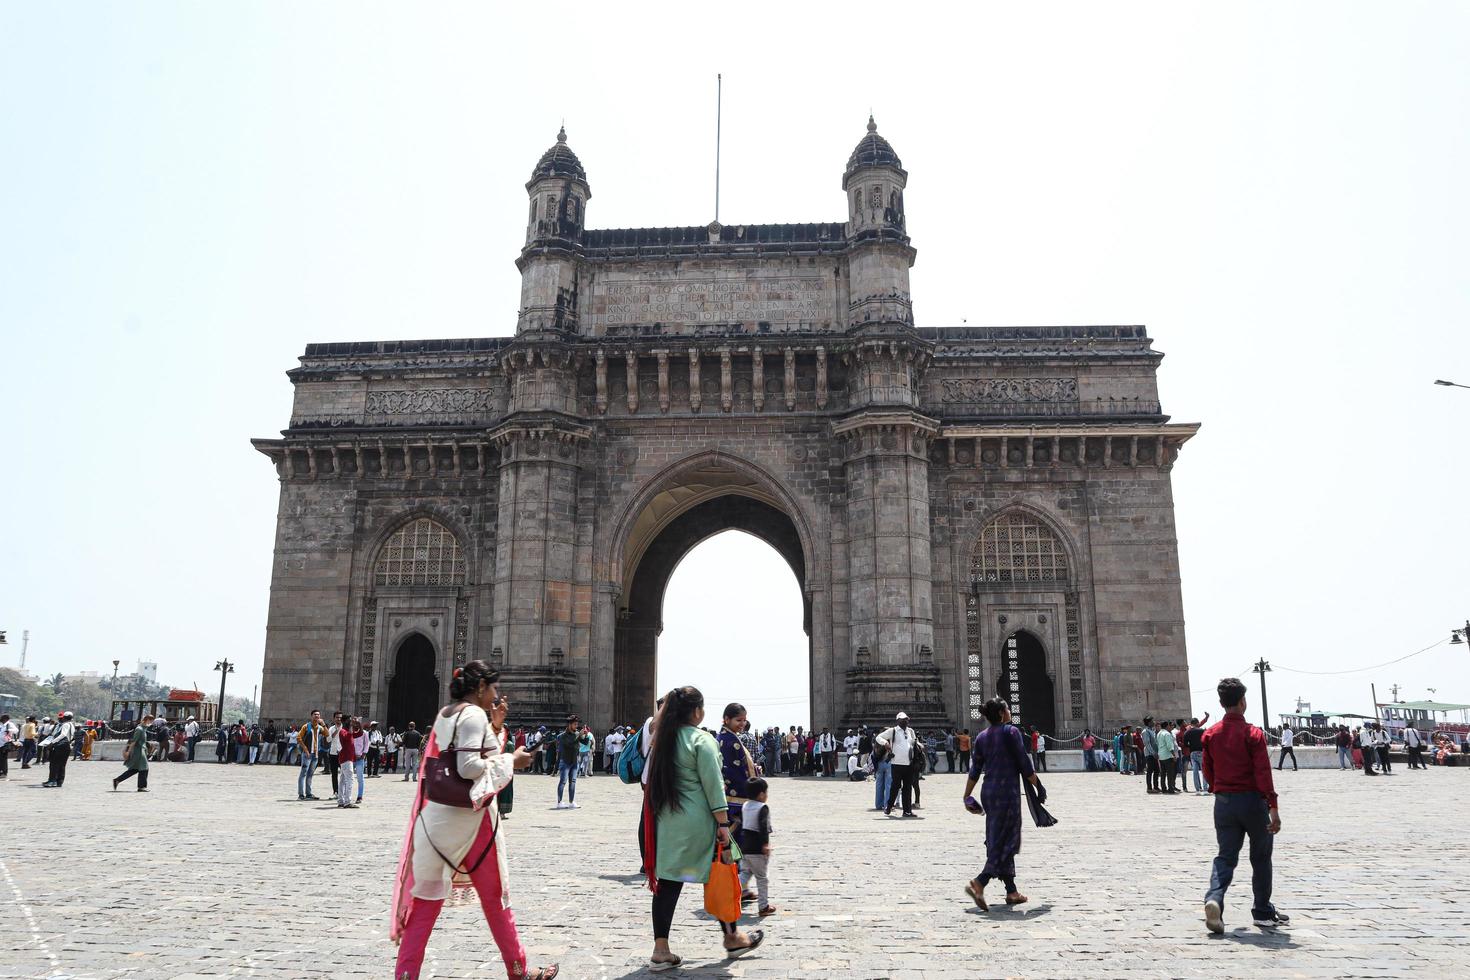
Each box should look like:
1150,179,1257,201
417,812,499,876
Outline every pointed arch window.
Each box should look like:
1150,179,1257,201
374,517,466,587
972,512,1068,584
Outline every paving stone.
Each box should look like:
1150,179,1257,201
0,762,1463,978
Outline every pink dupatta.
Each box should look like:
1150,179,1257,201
390,729,436,943
389,723,510,941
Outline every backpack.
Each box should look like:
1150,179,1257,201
616,727,645,784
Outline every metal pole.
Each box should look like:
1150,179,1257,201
1253,658,1271,731
1371,683,1379,725
216,659,232,729
20,630,29,671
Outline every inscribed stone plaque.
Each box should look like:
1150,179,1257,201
590,264,836,332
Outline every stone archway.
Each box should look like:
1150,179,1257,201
386,633,440,732
614,495,810,724
996,630,1056,736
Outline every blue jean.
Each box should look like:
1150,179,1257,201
353,758,366,800
874,759,892,810
1206,792,1275,918
1190,750,1208,792
1337,745,1351,769
557,761,577,803
298,755,315,797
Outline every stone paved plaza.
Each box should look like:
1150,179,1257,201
1,758,1465,979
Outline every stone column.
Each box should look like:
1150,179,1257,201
837,413,938,667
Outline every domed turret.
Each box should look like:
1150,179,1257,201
845,115,904,175
843,116,907,238
518,126,592,336
841,115,915,333
529,125,588,185
525,125,591,246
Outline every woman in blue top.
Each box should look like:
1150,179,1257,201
961,697,1041,910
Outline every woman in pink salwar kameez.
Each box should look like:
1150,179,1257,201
391,660,557,980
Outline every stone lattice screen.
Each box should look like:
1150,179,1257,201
972,513,1069,584
373,518,466,587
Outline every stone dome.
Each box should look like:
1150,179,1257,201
530,126,587,183
845,115,903,174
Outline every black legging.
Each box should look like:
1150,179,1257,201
652,879,736,940
115,768,148,790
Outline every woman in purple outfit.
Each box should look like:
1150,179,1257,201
961,697,1041,910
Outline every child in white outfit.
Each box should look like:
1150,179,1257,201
738,777,776,916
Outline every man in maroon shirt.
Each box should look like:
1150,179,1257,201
1201,677,1288,932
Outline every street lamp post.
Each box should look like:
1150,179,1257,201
1451,621,1470,648
1251,659,1272,731
214,659,235,732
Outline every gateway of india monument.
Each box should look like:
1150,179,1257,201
253,118,1199,738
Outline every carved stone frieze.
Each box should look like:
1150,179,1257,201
938,377,1077,404
365,388,495,416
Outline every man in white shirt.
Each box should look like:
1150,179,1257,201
817,728,838,777
40,712,75,787
1276,724,1297,771
842,730,859,766
184,716,200,762
1403,726,1426,769
604,727,626,775
367,722,384,777
875,711,920,817
0,714,18,779
1374,725,1393,773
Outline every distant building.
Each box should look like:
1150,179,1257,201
136,661,158,684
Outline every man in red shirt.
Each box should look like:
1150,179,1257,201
1201,677,1288,932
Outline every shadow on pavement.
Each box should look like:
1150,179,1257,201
1212,927,1300,949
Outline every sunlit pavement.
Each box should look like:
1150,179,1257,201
1,759,1464,978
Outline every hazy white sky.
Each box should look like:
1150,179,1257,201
3,3,1467,727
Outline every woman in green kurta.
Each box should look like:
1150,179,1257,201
644,686,764,972
113,714,151,792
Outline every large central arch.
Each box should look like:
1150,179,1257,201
610,453,817,724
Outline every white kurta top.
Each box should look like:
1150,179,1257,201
411,704,517,904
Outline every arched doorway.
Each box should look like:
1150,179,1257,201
387,634,439,732
996,630,1055,736
615,495,810,724
657,530,810,730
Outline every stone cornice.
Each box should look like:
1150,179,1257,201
934,422,1199,470
939,422,1197,441
251,435,496,481
833,409,941,438
485,413,594,449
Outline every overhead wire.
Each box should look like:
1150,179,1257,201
1271,636,1449,676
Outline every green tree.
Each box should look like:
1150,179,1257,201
47,672,65,694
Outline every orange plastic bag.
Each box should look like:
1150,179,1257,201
703,841,741,923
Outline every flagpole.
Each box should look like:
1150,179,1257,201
715,73,722,223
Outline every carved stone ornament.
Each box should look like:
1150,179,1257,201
366,388,494,416
938,378,1078,403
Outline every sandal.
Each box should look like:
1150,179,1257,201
1005,892,1028,906
965,880,988,911
647,954,681,973
526,967,559,980
724,928,765,958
